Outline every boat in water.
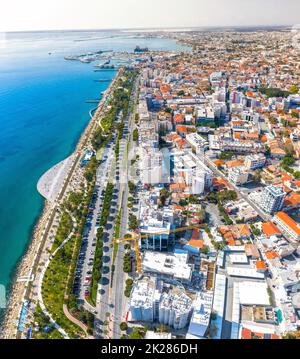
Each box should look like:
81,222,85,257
134,45,149,53
64,55,79,61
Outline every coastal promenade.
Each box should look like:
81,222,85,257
0,69,123,339
37,155,76,203
36,210,77,339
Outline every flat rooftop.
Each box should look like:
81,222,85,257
238,281,270,306
142,251,192,282
227,266,265,279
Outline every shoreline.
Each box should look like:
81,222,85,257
0,200,53,338
0,69,120,338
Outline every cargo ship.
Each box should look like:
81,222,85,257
134,46,149,53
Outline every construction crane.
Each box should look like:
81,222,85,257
115,224,204,273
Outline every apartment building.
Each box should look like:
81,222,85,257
260,185,286,215
129,276,193,330
186,291,213,339
139,199,174,251
244,154,266,170
174,151,213,193
273,211,300,243
185,133,209,154
140,148,164,185
228,166,249,186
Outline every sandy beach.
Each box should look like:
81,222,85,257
0,69,121,339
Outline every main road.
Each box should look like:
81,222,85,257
110,76,140,339
93,75,139,339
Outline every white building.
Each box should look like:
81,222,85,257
244,154,266,170
139,192,174,251
129,277,155,322
141,251,192,283
260,185,286,215
231,280,270,339
129,276,193,330
238,281,270,306
273,211,300,243
186,133,209,154
228,166,249,186
186,291,213,339
159,291,193,330
138,99,150,121
208,134,264,153
173,151,213,194
140,148,164,185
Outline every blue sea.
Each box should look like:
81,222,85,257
0,30,188,317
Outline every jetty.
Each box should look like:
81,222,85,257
94,79,111,82
94,68,117,72
85,99,102,104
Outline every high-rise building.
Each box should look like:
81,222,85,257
260,185,286,215
139,191,174,251
173,152,213,195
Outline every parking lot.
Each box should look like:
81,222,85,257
72,144,114,303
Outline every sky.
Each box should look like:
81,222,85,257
1,0,300,32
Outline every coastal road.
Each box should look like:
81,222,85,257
93,131,127,338
110,76,140,338
94,76,139,339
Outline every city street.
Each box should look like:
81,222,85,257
93,76,138,339
204,156,272,222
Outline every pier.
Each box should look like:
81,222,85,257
94,79,111,82
85,99,102,104
94,68,117,72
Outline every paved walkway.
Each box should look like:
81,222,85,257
62,304,93,338
37,210,77,339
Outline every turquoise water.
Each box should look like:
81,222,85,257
0,31,188,315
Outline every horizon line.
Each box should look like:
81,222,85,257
2,24,294,34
